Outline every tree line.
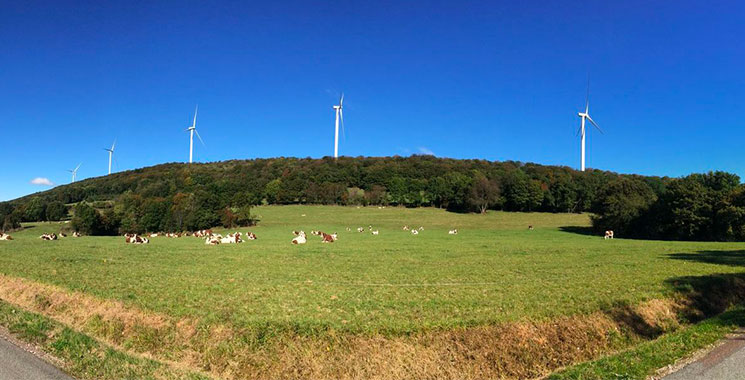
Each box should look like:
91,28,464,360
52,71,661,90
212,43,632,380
2,156,740,241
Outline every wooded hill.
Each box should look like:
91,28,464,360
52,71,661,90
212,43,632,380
4,156,743,241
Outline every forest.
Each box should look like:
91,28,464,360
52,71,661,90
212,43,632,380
2,155,742,241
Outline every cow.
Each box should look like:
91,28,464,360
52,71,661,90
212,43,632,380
205,236,221,245
604,230,614,240
150,233,159,237
402,225,409,231
418,226,424,231
411,229,419,235
528,225,534,231
221,232,243,244
40,233,58,241
357,227,365,233
345,227,351,232
0,233,12,241
125,234,149,244
371,230,379,235
72,231,81,237
292,231,307,245
245,232,257,240
59,232,67,238
448,229,458,235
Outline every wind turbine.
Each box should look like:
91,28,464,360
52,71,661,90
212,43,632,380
104,140,116,175
333,94,345,159
577,82,602,171
67,163,81,183
186,105,204,163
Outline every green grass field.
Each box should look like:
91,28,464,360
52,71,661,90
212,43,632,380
1,205,744,379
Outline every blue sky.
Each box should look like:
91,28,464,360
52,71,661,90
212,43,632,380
1,1,743,201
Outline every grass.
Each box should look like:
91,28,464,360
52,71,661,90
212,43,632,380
0,205,744,379
548,306,745,380
0,299,209,380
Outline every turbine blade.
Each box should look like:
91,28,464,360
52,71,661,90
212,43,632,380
194,128,205,146
111,139,116,151
193,105,198,128
585,76,590,113
75,163,82,171
340,108,346,140
340,93,344,107
586,115,603,134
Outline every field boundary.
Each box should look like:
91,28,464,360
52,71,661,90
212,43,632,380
4,273,744,379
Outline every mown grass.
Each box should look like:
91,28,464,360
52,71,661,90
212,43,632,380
548,305,745,380
0,299,209,380
1,205,744,338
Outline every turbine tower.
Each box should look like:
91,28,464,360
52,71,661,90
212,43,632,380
186,105,204,163
104,140,116,175
333,94,345,159
67,163,81,183
577,83,602,171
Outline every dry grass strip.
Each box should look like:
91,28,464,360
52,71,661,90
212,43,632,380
0,274,694,380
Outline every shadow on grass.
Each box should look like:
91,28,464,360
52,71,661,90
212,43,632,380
667,250,745,267
558,226,596,236
604,271,745,339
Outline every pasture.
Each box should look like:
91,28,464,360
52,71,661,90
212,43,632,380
1,205,744,379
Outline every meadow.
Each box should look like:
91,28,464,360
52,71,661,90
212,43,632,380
1,205,744,379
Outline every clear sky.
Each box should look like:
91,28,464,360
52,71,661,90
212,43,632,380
1,1,743,201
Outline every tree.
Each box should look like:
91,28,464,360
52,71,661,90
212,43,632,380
72,203,102,235
23,197,46,222
468,176,500,214
591,178,657,236
45,201,68,221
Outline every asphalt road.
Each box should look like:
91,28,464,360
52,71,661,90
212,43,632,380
662,331,745,380
0,334,73,380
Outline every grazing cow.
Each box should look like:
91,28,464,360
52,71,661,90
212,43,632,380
604,230,614,239
72,231,81,237
411,229,419,235
402,225,410,231
40,233,58,241
0,233,13,241
371,230,379,235
448,229,458,235
245,232,257,240
292,231,307,245
357,227,365,233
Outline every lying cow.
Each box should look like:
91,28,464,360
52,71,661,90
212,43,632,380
125,234,149,244
357,227,365,233
72,231,81,237
321,232,336,243
292,231,307,245
221,232,243,244
59,232,67,238
604,230,614,240
245,232,257,240
40,233,58,241
411,229,419,235
0,233,12,241
448,229,458,235
205,236,221,245
371,230,379,235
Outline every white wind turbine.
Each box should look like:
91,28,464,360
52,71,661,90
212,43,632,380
576,82,602,171
67,163,81,183
185,105,204,163
104,140,116,175
333,94,345,159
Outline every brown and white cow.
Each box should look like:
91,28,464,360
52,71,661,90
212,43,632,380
604,230,614,239
411,229,419,235
0,233,13,241
125,234,149,244
292,231,307,245
321,232,335,243
371,230,379,235
220,232,243,244
205,236,221,245
72,231,82,237
245,232,257,240
357,227,365,233
40,233,58,241
59,232,67,238
448,229,458,235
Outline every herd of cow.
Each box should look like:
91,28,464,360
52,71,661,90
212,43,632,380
0,227,617,244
